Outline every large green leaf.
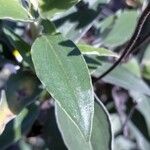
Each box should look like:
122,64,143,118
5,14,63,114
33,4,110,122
55,98,112,150
31,34,94,140
39,0,79,19
0,0,30,21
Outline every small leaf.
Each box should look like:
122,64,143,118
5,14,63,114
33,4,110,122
77,44,119,58
39,0,79,19
0,0,30,21
55,98,112,150
31,34,94,140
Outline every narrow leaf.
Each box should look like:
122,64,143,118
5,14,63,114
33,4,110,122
142,46,150,79
55,98,112,150
93,62,150,96
31,34,94,140
0,104,39,149
77,44,119,58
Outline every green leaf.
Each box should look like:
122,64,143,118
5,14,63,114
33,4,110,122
0,0,30,21
5,71,40,114
55,98,112,150
31,34,94,140
93,62,150,95
0,104,39,150
39,0,79,19
129,91,150,138
103,10,138,47
77,44,119,58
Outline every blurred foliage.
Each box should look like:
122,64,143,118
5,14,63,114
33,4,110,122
0,0,150,150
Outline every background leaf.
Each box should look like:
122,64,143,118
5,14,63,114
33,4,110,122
103,10,138,47
93,62,150,95
5,70,40,114
0,0,30,21
39,0,79,19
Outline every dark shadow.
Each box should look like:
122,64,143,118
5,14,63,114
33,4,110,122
95,99,112,150
131,109,150,141
67,48,81,56
20,104,38,134
59,40,81,56
84,55,102,66
59,40,75,48
0,120,15,150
